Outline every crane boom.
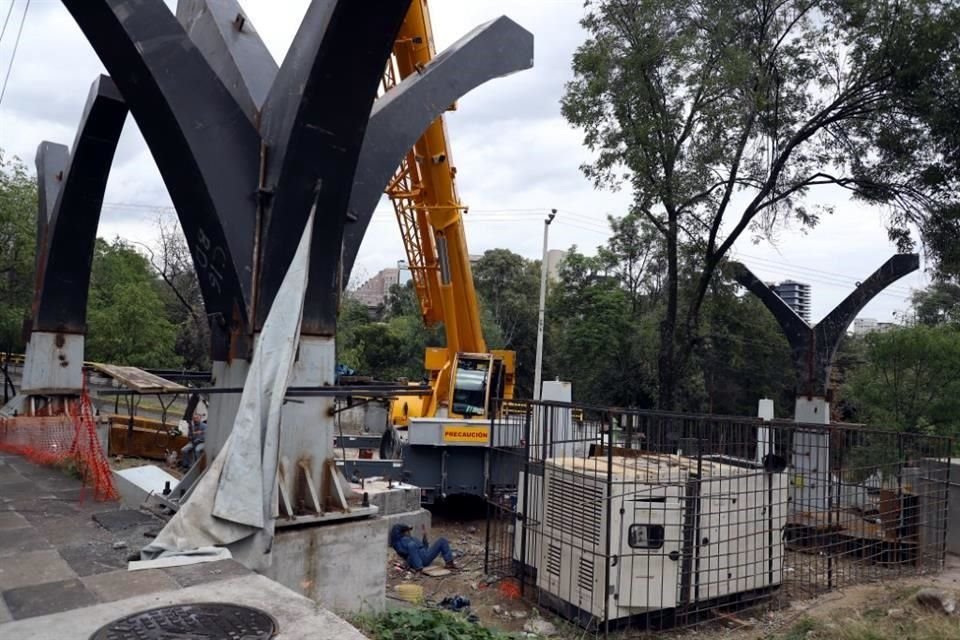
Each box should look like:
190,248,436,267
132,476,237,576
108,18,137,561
383,0,514,422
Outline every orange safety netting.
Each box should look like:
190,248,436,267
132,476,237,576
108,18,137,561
0,380,118,502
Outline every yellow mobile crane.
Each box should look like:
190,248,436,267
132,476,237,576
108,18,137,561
383,0,516,428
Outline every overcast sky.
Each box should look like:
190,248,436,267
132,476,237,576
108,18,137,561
0,0,927,324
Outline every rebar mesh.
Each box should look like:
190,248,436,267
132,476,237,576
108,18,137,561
484,399,952,636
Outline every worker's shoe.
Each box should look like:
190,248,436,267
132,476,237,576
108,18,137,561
445,560,459,571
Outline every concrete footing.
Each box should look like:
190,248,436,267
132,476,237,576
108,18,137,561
263,479,432,612
265,517,389,612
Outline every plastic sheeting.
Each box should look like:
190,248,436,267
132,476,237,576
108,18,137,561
140,212,314,570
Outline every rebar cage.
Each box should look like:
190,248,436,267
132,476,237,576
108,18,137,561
484,399,953,636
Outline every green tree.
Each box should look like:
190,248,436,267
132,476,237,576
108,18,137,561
86,238,179,367
472,249,540,396
698,279,795,416
546,250,658,407
562,0,960,408
845,324,960,436
0,152,36,351
911,281,960,326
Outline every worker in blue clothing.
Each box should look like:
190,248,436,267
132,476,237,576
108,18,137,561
389,523,458,572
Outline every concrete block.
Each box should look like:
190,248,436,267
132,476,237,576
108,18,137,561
0,463,24,485
0,526,54,557
58,541,128,577
162,558,250,588
266,517,388,613
91,509,160,532
355,479,421,515
0,511,29,530
379,508,432,539
113,465,180,509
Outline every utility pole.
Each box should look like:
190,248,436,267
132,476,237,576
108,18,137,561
533,209,556,400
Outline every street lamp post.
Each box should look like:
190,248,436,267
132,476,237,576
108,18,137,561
533,209,556,401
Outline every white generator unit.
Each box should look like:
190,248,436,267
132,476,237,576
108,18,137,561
533,454,788,623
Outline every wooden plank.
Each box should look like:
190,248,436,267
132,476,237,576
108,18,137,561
108,423,188,460
89,363,187,392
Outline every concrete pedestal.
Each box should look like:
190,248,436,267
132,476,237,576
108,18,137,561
21,332,84,394
265,517,388,612
792,396,831,513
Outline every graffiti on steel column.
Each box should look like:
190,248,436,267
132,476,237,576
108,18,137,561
193,227,227,296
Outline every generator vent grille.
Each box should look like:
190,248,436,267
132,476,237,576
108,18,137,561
546,544,562,577
546,475,603,545
577,555,595,592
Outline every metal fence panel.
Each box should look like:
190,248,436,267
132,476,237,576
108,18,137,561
484,399,952,636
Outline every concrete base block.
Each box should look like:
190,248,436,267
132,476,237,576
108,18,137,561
357,480,421,515
21,333,84,394
379,508,432,538
265,517,388,613
354,481,431,537
112,465,180,509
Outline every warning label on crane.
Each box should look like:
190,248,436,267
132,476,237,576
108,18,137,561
442,425,490,444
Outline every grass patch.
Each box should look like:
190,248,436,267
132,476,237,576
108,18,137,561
777,607,960,640
782,617,820,640
351,608,518,640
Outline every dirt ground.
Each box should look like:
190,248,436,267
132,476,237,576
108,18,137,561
386,510,539,635
386,512,960,639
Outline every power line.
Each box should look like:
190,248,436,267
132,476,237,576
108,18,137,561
97,199,922,300
0,1,17,48
0,0,29,111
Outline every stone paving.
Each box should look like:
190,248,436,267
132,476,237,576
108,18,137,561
0,451,369,638
0,450,180,620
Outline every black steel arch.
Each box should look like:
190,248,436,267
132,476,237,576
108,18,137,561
40,0,532,361
341,16,535,283
31,75,127,335
731,254,919,397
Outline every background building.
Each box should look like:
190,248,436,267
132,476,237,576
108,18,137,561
350,267,400,309
546,248,567,281
771,280,811,323
851,317,896,336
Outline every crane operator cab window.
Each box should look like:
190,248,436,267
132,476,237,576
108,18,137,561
450,354,493,418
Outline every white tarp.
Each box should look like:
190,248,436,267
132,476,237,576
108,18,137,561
138,211,314,571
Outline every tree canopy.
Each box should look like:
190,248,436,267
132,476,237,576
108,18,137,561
0,152,37,351
562,0,960,408
0,151,193,368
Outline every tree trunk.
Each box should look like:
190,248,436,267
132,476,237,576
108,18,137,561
658,211,680,410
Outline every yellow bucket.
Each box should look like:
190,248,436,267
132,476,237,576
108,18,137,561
395,583,424,604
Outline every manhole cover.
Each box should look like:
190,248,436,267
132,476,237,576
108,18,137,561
89,603,277,640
